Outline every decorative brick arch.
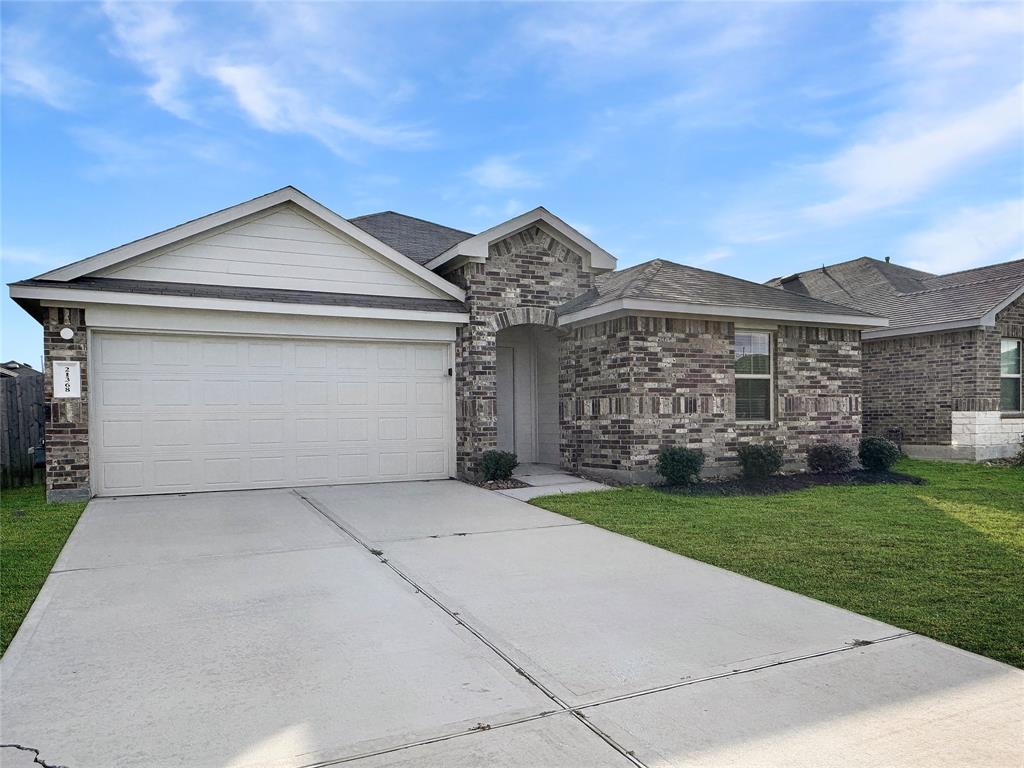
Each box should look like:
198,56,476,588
488,306,560,333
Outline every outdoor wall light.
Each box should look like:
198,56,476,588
59,327,75,340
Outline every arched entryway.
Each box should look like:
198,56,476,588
494,322,561,465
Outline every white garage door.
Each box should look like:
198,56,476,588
91,332,453,495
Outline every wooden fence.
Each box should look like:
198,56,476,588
1,364,45,488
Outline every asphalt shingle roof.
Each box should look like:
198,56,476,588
768,257,1024,330
349,211,472,266
558,259,879,319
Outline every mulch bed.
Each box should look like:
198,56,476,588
659,470,924,497
468,477,530,490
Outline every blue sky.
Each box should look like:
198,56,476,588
2,1,1022,365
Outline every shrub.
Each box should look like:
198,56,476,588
858,436,900,472
478,450,518,481
656,447,705,485
806,443,853,473
737,443,784,481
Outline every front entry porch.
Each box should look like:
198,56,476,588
495,324,561,465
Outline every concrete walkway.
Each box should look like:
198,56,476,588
496,462,612,501
1,481,1021,768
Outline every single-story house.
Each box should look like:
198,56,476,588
768,257,1024,461
10,187,886,501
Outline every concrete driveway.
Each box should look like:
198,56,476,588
2,481,1021,768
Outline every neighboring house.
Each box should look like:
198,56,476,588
9,187,884,501
769,257,1024,461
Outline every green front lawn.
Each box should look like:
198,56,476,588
534,459,1024,668
1,485,87,655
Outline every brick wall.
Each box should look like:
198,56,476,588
43,307,90,501
997,295,1024,347
562,316,862,481
863,329,1001,447
449,226,594,476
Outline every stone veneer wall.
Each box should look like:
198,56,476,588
561,316,862,481
862,293,1023,450
447,226,595,476
43,307,91,501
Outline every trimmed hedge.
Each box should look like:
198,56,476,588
807,443,853,473
656,447,705,485
858,436,900,472
737,443,784,481
478,450,518,481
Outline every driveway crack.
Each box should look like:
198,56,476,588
1,743,68,768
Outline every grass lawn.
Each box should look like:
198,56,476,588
533,459,1024,668
1,484,87,656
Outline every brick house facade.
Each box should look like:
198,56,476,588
12,189,888,499
446,233,869,482
771,257,1024,461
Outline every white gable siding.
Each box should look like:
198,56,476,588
97,205,445,299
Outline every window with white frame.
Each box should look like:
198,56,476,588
735,331,773,421
1001,338,1022,412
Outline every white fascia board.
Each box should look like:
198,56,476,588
558,298,889,329
426,207,616,272
10,284,468,325
981,282,1024,325
33,186,465,302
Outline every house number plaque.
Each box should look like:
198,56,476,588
53,361,81,398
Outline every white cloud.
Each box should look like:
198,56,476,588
803,85,1024,224
900,199,1024,274
1,25,83,109
715,2,1024,241
693,248,732,266
212,64,429,154
468,157,541,190
99,2,430,154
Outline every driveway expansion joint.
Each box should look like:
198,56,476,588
292,489,648,768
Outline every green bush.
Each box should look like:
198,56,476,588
478,450,518,481
806,443,853,473
656,447,705,485
737,443,784,481
858,436,900,472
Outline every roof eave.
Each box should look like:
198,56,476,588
557,297,888,330
8,282,470,325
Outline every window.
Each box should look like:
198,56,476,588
735,331,772,421
1001,338,1022,412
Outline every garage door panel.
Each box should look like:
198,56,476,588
93,333,452,495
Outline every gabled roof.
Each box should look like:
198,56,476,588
558,259,886,328
349,212,472,266
769,256,1024,337
425,207,616,273
31,186,465,302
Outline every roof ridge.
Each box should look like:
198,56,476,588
922,257,1024,282
658,258,880,316
900,271,1024,297
350,210,473,237
624,259,668,297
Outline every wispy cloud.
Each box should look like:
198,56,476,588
99,1,431,155
71,127,247,178
1,24,84,109
900,199,1024,274
712,2,1024,246
803,85,1024,224
468,157,541,190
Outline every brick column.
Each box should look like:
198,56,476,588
43,307,90,501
